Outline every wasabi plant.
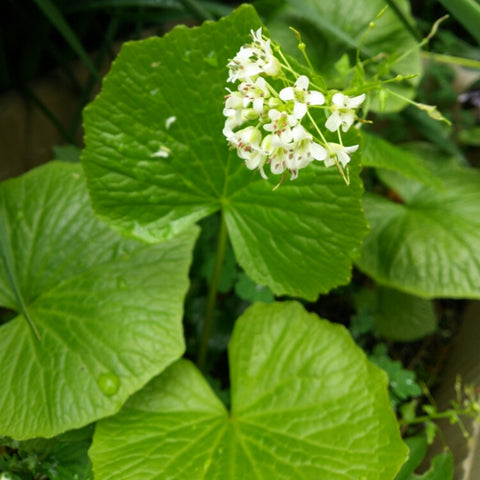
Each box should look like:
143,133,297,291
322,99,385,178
1,2,480,480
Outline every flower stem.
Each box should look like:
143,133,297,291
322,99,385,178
197,212,228,372
399,407,475,426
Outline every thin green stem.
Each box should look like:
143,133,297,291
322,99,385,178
393,15,449,67
399,407,475,426
306,110,328,145
341,74,417,96
306,110,350,185
197,213,228,372
423,51,480,70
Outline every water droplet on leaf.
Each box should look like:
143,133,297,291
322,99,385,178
97,372,120,396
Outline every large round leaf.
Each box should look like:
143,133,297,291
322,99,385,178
356,159,480,298
82,4,368,301
0,161,197,439
90,301,407,480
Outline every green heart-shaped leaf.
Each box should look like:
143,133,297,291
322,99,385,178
82,4,368,301
356,157,480,298
91,301,407,479
361,133,443,191
0,161,197,439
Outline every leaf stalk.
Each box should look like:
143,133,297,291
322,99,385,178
197,212,227,372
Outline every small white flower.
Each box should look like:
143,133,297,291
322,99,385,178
223,90,247,130
325,93,366,132
250,28,266,47
226,28,281,83
250,28,281,77
224,126,267,172
263,109,298,143
261,134,288,176
239,77,270,114
324,142,359,168
286,124,327,171
279,75,325,119
227,46,261,83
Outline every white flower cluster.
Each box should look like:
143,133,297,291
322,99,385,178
222,28,365,184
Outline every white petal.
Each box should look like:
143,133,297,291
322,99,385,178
222,126,234,139
251,27,262,42
255,77,267,90
310,143,327,160
347,93,366,108
292,124,309,141
280,129,293,143
245,152,264,170
225,115,243,130
325,112,342,132
293,101,307,119
295,75,309,90
344,144,359,154
227,70,237,83
332,92,346,107
243,63,262,78
268,109,281,120
337,150,351,167
270,134,285,148
324,156,335,167
253,97,264,114
341,113,355,132
263,58,281,77
287,114,299,127
279,87,295,101
271,160,285,174
307,91,325,106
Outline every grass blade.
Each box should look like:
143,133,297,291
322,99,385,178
438,0,480,45
384,0,422,41
32,0,101,81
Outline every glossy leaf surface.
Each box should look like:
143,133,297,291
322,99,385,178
82,5,368,300
0,162,197,439
357,159,480,298
91,301,407,480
